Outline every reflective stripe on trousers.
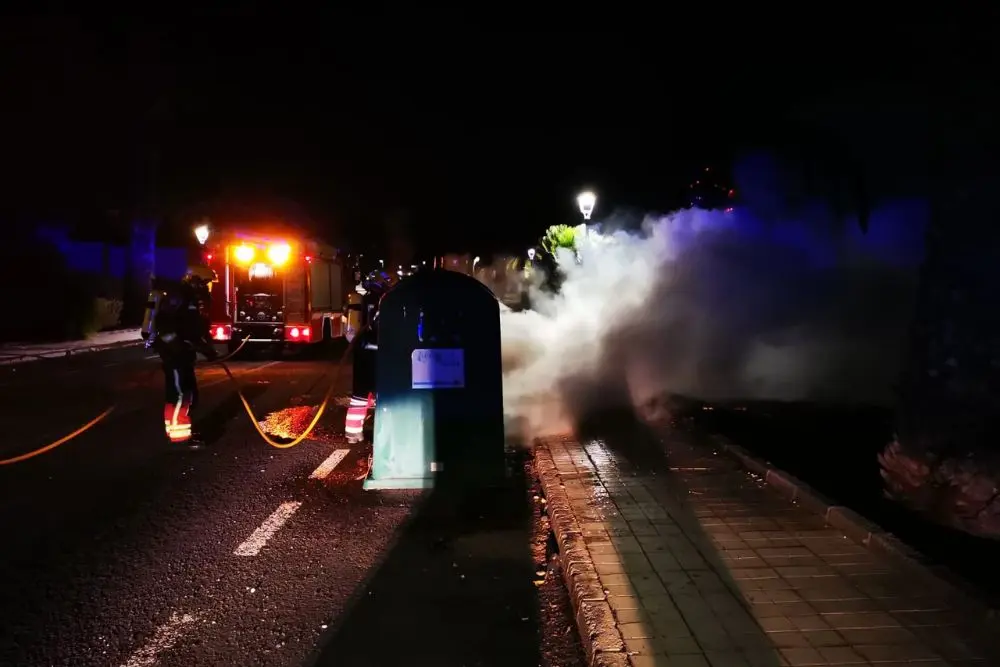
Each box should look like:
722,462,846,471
164,368,193,442
344,394,373,436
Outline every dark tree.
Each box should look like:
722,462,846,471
764,77,1000,538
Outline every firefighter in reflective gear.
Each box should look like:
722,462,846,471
145,266,219,444
345,270,395,443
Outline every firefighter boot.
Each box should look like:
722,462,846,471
164,401,193,443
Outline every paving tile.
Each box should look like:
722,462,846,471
704,650,752,666
803,629,845,647
537,436,997,667
611,606,649,624
608,594,641,611
600,573,631,587
822,611,900,629
632,576,668,596
816,645,864,663
836,625,920,645
661,655,710,667
769,632,812,649
623,636,662,655
651,613,692,639
605,584,638,598
855,641,943,662
779,646,824,665
661,635,702,653
619,621,653,639
741,649,785,667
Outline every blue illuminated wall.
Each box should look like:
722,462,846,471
35,225,189,294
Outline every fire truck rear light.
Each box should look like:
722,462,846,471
284,326,311,342
212,324,232,341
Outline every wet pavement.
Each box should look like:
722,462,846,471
0,346,581,666
536,414,998,667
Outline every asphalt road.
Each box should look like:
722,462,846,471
0,344,584,667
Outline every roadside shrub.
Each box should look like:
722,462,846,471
94,297,123,330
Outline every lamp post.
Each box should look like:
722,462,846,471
194,223,210,245
576,190,597,221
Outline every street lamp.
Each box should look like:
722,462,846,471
194,223,210,245
577,191,597,221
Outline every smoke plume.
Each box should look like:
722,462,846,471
500,197,927,437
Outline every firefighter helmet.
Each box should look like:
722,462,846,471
184,265,217,285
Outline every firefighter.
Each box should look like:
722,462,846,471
144,265,219,445
344,270,395,443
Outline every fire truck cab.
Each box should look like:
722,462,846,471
201,229,347,354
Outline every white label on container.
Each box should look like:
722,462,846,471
411,348,465,389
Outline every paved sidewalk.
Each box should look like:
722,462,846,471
536,428,996,667
0,328,141,365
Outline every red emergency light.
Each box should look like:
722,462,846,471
284,325,311,342
211,324,232,341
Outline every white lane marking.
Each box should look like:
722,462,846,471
121,611,199,667
309,449,350,480
145,355,159,360
233,501,302,557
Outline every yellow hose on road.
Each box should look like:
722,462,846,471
0,332,360,464
219,361,336,449
219,332,360,449
0,337,249,466
0,406,115,466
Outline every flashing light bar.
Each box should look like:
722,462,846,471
231,242,294,266
234,245,255,264
267,243,291,266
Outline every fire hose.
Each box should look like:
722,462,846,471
215,332,359,449
0,329,364,465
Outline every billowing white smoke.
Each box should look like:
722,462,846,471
500,201,927,437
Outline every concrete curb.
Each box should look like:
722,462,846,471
533,441,630,667
0,338,142,366
713,435,999,624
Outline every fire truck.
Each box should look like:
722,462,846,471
200,227,348,354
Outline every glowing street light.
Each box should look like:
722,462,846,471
194,223,210,245
577,191,597,221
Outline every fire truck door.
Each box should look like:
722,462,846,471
284,265,307,323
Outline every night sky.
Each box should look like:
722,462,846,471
2,10,995,256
